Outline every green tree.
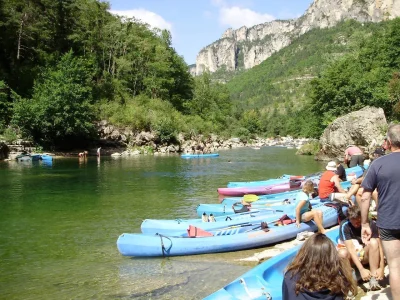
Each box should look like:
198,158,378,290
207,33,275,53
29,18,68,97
12,51,96,148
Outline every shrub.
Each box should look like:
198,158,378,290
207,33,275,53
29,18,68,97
296,141,321,155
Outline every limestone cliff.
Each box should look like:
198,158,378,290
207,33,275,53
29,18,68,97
195,0,400,75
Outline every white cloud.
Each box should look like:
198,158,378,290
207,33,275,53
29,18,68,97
110,9,173,32
219,6,275,28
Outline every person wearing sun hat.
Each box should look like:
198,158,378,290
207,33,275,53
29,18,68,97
318,161,349,203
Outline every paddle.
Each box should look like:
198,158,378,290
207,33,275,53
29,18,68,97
242,194,259,203
213,216,283,232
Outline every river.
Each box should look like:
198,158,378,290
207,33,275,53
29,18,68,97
0,147,325,299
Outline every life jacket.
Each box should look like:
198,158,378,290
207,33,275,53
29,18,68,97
318,170,336,199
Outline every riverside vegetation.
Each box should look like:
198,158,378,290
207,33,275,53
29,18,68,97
1,1,400,151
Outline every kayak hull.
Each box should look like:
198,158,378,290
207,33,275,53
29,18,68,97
204,228,340,299
117,204,338,257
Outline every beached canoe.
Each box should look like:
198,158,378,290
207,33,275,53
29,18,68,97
227,175,294,188
227,174,306,188
196,198,321,217
226,165,363,188
181,153,219,158
141,207,289,236
220,180,353,207
117,203,338,257
217,180,306,197
203,227,339,299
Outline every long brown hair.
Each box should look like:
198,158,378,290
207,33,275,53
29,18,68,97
285,233,357,296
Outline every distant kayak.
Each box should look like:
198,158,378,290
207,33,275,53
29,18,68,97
180,153,219,158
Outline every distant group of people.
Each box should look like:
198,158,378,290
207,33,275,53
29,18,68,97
284,124,400,299
78,147,102,158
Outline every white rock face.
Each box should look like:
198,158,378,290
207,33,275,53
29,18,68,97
195,0,400,75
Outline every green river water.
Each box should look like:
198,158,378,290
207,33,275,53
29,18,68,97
0,147,325,299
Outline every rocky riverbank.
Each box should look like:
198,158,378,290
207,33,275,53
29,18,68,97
0,106,387,161
0,131,315,160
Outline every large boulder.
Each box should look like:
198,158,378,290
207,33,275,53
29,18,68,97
316,106,387,161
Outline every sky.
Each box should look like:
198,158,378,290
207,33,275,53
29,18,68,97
107,0,314,65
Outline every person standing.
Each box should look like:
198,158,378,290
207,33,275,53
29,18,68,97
344,145,364,168
360,124,400,300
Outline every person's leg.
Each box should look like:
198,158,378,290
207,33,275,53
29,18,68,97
301,210,325,234
371,189,378,209
338,248,350,259
381,238,400,299
349,156,358,168
330,193,351,204
363,238,380,275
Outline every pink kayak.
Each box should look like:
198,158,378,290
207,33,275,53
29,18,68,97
217,180,302,196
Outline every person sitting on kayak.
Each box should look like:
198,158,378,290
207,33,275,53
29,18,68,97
318,161,351,204
337,205,384,291
282,233,357,300
295,180,326,234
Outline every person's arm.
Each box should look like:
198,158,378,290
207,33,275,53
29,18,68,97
344,149,349,164
295,200,306,228
360,190,372,243
332,175,347,193
344,239,371,281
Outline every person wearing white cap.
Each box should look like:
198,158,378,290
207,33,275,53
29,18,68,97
318,161,349,203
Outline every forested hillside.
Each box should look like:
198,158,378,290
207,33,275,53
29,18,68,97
1,1,400,150
0,0,231,149
223,19,400,137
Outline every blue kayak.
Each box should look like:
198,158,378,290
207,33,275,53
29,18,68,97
204,181,353,217
117,203,338,257
181,153,219,158
196,198,321,217
226,166,363,188
141,207,288,235
203,227,339,299
227,175,294,188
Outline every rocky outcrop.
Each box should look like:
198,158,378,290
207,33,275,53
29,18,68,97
316,107,387,161
97,120,314,156
195,0,400,75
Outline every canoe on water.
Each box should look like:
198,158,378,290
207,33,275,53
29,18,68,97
181,153,219,158
117,203,338,257
203,227,339,300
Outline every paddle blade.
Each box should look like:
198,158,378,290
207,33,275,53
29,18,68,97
242,194,259,203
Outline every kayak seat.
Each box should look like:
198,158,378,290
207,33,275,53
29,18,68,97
232,202,250,214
